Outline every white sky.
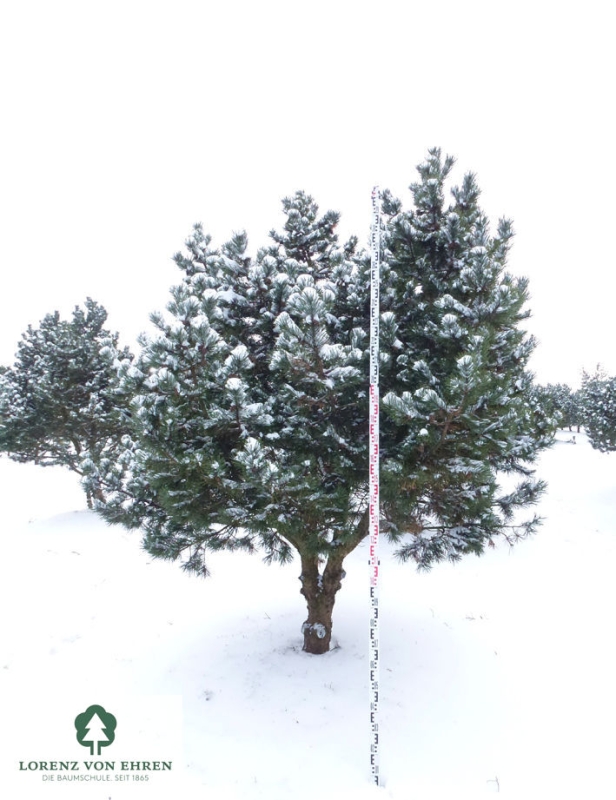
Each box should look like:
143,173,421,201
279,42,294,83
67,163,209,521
1,0,613,388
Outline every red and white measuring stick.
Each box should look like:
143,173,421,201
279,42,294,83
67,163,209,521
369,186,381,786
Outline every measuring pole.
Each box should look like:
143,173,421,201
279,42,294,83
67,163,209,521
369,186,381,786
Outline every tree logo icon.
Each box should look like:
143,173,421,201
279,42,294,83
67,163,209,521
74,705,117,756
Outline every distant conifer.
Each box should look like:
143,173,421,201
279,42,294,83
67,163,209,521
0,299,132,507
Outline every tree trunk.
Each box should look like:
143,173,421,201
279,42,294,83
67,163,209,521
85,486,105,510
93,486,106,504
299,553,345,654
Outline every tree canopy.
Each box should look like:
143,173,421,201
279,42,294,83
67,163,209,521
0,299,131,507
87,149,554,653
581,368,616,452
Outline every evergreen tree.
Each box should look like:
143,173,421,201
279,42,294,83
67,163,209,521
556,384,583,431
93,150,554,654
534,383,583,431
562,387,583,432
581,368,616,452
532,384,565,428
0,299,132,507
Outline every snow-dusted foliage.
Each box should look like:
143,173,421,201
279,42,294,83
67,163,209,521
0,299,132,507
581,368,616,452
92,150,554,651
375,151,553,567
534,382,582,432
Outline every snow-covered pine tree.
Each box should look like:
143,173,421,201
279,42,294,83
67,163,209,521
581,367,616,451
93,150,554,654
376,151,554,567
533,382,582,431
0,299,132,507
530,384,563,429
542,383,583,432
564,388,583,433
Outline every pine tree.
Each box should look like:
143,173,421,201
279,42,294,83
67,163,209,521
93,150,554,654
563,387,583,432
532,384,564,428
581,367,616,452
534,383,583,431
0,299,132,507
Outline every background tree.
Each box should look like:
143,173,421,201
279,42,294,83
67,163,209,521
534,383,583,432
581,367,616,452
562,387,583,432
92,150,555,654
523,384,564,449
0,299,132,507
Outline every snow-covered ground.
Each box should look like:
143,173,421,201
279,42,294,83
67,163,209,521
1,431,615,799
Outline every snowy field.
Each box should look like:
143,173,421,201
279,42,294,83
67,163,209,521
1,430,615,799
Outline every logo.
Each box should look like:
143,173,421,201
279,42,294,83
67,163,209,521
13,695,179,787
74,705,117,756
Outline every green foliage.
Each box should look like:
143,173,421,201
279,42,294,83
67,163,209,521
0,299,132,506
581,367,616,452
533,382,584,431
562,388,584,431
93,149,553,577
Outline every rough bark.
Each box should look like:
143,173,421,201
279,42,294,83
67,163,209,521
296,510,370,654
300,552,346,654
86,486,106,509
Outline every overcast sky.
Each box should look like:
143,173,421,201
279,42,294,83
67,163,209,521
1,0,613,387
